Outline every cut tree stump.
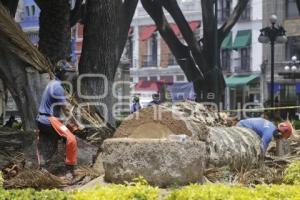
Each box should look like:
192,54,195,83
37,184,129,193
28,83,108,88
102,138,206,187
0,127,98,173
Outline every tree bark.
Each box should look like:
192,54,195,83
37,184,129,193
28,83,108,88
0,2,50,131
0,0,19,16
78,0,137,126
38,0,71,65
70,0,84,27
78,0,119,126
296,0,300,15
0,49,45,131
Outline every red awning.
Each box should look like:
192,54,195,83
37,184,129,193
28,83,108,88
170,21,200,36
139,21,200,40
139,25,157,41
135,80,163,91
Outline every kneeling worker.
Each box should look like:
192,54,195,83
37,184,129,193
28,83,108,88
237,117,292,152
36,60,82,181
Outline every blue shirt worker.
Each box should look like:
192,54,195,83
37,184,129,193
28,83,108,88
36,60,80,182
131,96,141,113
147,93,160,107
237,118,293,152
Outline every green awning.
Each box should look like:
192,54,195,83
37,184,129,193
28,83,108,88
232,30,252,49
221,32,232,49
225,74,259,87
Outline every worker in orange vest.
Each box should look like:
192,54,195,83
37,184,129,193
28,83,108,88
36,60,82,181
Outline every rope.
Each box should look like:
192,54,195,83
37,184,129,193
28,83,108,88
223,105,300,113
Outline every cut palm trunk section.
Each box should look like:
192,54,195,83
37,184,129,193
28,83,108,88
113,101,264,169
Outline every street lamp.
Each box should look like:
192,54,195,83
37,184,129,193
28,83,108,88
283,56,299,105
258,14,287,110
284,55,299,75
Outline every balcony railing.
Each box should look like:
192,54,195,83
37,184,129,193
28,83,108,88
137,1,201,17
142,55,157,67
234,67,251,73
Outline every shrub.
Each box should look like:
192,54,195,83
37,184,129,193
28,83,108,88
166,184,300,200
0,172,3,188
0,189,68,200
284,161,300,185
1,182,300,200
73,181,158,200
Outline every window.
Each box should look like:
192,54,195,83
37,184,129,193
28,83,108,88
31,5,35,16
149,76,158,81
125,37,133,68
239,1,251,21
221,50,231,72
219,0,231,21
26,6,30,16
160,76,173,83
142,33,158,67
149,33,157,62
176,75,185,82
280,84,297,103
286,0,299,19
240,47,251,72
286,36,300,60
139,77,148,81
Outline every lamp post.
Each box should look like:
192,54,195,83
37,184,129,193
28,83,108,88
214,0,219,106
284,56,299,105
284,56,298,74
258,15,287,110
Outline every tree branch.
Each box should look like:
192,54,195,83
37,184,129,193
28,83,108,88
0,0,19,16
201,0,215,66
141,0,203,81
33,0,43,9
297,0,300,15
70,0,84,27
218,0,249,43
161,0,208,72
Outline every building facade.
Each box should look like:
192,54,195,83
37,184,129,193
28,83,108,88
128,0,263,108
262,0,300,107
221,0,263,109
16,0,40,45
